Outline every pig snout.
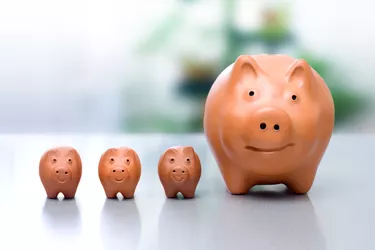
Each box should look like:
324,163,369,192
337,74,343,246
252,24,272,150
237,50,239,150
250,107,292,147
111,166,129,183
53,166,72,184
170,166,189,183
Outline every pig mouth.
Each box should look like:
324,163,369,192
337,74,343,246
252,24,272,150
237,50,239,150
57,176,69,183
172,175,184,182
245,143,294,153
114,178,124,182
57,179,68,184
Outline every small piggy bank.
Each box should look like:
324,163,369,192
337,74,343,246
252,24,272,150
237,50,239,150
158,146,201,198
39,147,82,199
203,54,335,194
98,147,141,199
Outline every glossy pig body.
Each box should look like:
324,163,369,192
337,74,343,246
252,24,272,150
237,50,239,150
158,146,201,198
39,147,82,199
98,147,141,199
204,54,334,194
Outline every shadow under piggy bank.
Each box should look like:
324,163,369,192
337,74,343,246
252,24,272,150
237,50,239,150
158,198,203,250
42,198,82,236
205,188,327,250
100,199,141,250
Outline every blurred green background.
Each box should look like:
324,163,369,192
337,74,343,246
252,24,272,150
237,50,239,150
126,0,369,132
0,0,372,133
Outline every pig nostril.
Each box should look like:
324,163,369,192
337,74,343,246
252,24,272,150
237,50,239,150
122,170,124,172
182,171,185,173
260,123,267,130
274,124,280,131
173,170,176,172
65,172,68,174
56,170,59,173
113,170,115,172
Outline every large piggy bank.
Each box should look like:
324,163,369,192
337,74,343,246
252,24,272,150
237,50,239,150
39,147,82,199
158,146,201,198
98,147,141,199
203,54,334,194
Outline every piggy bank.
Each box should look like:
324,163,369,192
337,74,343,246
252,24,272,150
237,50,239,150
39,147,82,199
98,147,141,199
203,54,334,194
158,146,201,198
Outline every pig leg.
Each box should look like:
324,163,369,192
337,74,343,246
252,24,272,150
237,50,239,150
120,189,135,199
45,188,59,199
104,189,118,199
284,164,318,195
181,187,196,199
221,166,250,195
63,188,77,199
164,188,178,198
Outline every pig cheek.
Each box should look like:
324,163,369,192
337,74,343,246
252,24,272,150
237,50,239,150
220,104,252,157
100,163,111,180
291,107,320,153
45,163,54,180
69,165,75,180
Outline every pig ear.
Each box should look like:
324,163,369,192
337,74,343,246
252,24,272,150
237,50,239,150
285,59,312,89
68,148,80,159
68,148,77,155
123,147,135,158
229,55,265,85
164,148,178,158
182,146,194,156
46,149,59,158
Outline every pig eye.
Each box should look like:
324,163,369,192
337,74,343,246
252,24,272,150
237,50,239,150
52,158,57,162
68,158,72,162
248,90,255,97
110,158,114,163
292,95,297,101
169,158,175,163
126,158,130,164
186,158,190,163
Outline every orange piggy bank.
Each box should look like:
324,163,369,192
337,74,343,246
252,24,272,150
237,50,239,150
203,54,334,194
98,147,141,199
39,147,82,199
158,146,201,198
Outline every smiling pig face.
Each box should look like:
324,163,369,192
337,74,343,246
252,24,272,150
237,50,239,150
203,54,334,194
39,147,82,199
158,146,202,198
98,147,142,199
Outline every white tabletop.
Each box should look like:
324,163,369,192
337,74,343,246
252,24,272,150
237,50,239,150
0,133,372,250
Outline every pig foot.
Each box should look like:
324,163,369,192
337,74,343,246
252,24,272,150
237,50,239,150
284,165,318,194
222,167,249,195
181,189,196,199
120,190,135,199
45,189,59,199
165,189,178,198
63,189,77,199
285,181,312,195
226,183,249,195
105,190,118,199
